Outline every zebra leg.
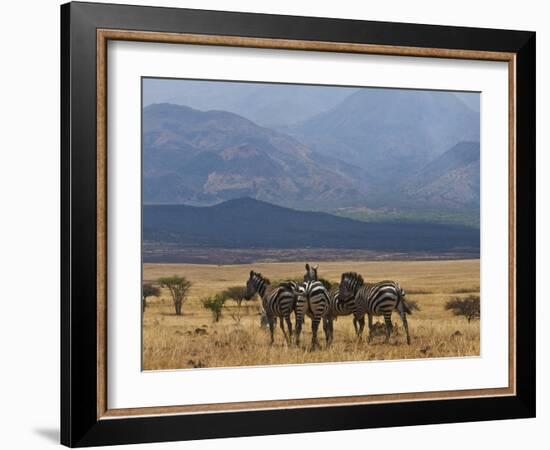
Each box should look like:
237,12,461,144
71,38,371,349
295,315,303,346
383,314,393,343
400,310,411,345
357,316,366,341
311,318,320,350
367,313,373,343
285,315,293,345
279,316,289,344
322,317,331,347
328,316,334,345
268,318,275,345
353,317,359,335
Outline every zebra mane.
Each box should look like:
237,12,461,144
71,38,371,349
252,271,270,285
342,272,364,285
279,281,297,291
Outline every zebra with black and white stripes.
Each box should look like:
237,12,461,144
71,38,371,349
324,284,357,344
339,272,412,345
304,263,318,283
244,270,296,345
295,264,330,348
304,263,354,345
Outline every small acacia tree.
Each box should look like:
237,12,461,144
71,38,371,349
142,283,160,312
158,275,192,316
445,295,480,323
201,294,226,322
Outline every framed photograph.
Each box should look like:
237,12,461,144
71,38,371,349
61,1,536,447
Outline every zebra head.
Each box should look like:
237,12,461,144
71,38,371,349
259,309,269,329
244,270,269,300
304,263,319,282
339,272,364,299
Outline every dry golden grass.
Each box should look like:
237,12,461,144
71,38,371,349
143,259,480,370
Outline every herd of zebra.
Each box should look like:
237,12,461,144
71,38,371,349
243,263,412,349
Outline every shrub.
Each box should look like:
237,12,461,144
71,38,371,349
201,294,227,322
219,286,246,303
445,295,480,322
142,283,160,312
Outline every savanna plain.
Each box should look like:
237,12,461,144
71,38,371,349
142,259,480,370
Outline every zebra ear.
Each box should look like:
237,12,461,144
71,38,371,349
305,263,310,270
313,264,319,270
250,270,254,277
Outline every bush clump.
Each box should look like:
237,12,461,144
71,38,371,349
445,295,480,322
201,294,227,322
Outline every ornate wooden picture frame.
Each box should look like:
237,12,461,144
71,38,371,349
61,2,535,447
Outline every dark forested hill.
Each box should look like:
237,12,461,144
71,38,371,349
143,198,479,253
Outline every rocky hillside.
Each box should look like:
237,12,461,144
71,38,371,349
143,103,366,209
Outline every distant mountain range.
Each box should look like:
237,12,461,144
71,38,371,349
143,103,366,209
143,198,479,253
402,141,480,209
143,79,356,128
143,100,479,213
283,88,480,184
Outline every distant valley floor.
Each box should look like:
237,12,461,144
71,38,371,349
142,243,480,264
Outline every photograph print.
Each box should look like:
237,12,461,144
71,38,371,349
141,77,481,370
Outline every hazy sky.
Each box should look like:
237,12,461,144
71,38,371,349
143,78,480,119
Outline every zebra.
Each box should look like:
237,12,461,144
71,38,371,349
303,263,354,344
339,272,412,345
244,270,296,345
304,263,318,282
324,284,357,344
294,264,330,348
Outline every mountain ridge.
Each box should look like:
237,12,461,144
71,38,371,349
143,198,479,253
143,79,358,127
143,103,367,209
143,97,480,213
284,88,480,181
401,141,480,209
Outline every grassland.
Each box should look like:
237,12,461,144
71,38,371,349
142,259,480,370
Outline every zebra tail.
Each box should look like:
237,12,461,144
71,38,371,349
306,293,312,315
402,300,412,315
397,289,412,315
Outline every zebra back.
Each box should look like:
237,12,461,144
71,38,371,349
263,283,296,319
296,280,329,319
327,284,356,317
355,280,403,317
